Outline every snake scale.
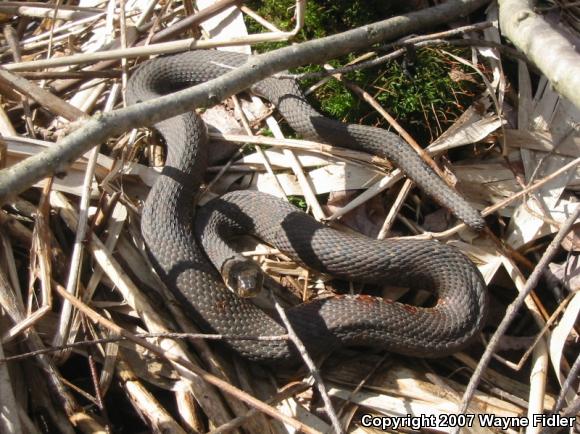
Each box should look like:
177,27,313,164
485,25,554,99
127,50,487,363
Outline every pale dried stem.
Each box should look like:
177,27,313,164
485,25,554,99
45,0,63,65
0,212,33,247
0,333,289,363
412,157,580,240
204,96,250,194
3,26,36,137
443,49,507,155
18,180,53,343
5,0,305,72
0,268,104,432
377,179,415,239
0,2,101,21
207,382,311,434
116,357,187,434
149,0,242,43
53,140,98,354
0,231,21,303
283,145,326,220
0,338,23,434
552,351,580,413
118,0,129,104
211,132,390,169
527,339,549,434
248,97,290,200
51,79,109,350
327,170,404,222
4,12,105,48
50,191,236,426
54,282,323,434
334,354,389,421
0,68,85,121
260,105,326,220
0,105,16,136
232,94,289,200
240,5,282,32
54,83,121,359
489,292,573,371
272,297,344,434
456,206,580,423
135,0,161,28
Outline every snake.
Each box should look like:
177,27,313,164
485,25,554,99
127,50,488,363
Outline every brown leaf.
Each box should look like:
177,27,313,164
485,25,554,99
561,223,580,252
448,66,478,84
325,190,388,238
548,254,580,291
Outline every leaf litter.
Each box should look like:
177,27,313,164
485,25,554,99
0,0,578,433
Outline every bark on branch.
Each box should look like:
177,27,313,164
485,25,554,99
0,0,489,202
499,0,580,109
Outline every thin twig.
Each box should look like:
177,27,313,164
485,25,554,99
0,332,290,363
4,0,305,72
272,296,345,434
211,132,390,169
150,0,245,43
53,283,322,434
0,336,23,433
0,268,105,431
0,0,492,202
455,206,580,427
552,352,580,414
412,157,580,240
287,21,494,81
377,179,415,239
207,381,311,434
0,68,85,121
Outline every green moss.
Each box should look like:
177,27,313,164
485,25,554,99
287,195,308,211
244,1,483,142
371,48,480,140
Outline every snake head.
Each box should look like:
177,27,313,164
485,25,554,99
221,258,264,298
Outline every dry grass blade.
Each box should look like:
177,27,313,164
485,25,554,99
53,282,323,434
457,206,580,419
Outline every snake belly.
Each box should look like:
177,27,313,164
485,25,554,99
127,50,488,363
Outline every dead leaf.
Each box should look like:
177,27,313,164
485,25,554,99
449,66,478,84
561,223,580,252
423,208,452,232
548,254,580,291
325,190,389,238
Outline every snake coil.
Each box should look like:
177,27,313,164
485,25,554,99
127,50,487,363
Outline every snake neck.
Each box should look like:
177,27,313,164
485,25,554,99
142,114,209,252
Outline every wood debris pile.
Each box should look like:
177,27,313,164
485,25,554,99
0,0,578,433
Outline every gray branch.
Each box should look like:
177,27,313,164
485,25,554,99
499,0,580,109
0,0,489,203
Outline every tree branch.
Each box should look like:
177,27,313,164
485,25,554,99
0,0,489,203
499,0,580,109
